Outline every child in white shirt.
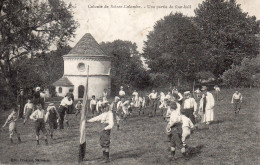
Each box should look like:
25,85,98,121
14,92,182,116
30,104,48,145
90,95,97,116
96,98,103,114
87,101,114,163
166,111,194,158
231,91,243,116
23,98,34,125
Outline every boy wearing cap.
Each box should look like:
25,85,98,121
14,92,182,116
30,104,48,145
182,91,197,124
45,103,60,139
199,86,215,125
33,87,41,106
2,105,22,144
87,101,114,163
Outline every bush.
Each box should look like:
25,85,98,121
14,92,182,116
221,56,260,87
196,71,216,83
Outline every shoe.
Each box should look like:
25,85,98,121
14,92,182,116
102,152,110,163
18,137,22,143
45,139,48,145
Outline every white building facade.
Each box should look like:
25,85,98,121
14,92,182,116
53,33,111,100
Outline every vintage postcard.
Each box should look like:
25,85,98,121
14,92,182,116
0,0,259,164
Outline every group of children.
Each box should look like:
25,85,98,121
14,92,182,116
2,86,243,163
3,96,63,145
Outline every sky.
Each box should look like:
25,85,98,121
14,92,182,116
63,0,260,53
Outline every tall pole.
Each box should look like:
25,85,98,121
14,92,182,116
79,65,89,162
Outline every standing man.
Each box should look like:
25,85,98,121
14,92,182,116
199,86,215,125
17,89,26,119
231,90,243,116
182,91,197,125
148,90,158,117
58,96,73,129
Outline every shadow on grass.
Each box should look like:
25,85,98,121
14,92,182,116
181,145,204,160
110,147,147,161
210,120,225,125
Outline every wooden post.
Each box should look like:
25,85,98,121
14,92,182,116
79,65,89,162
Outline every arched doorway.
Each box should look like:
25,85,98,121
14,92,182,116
78,85,84,98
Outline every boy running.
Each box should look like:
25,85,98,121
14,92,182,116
45,103,60,139
166,111,194,159
2,105,22,144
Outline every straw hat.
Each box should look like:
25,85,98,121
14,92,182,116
36,87,41,92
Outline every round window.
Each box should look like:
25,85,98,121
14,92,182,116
77,63,85,72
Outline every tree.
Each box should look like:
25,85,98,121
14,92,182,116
221,55,260,87
14,46,71,93
194,0,260,76
142,13,205,86
0,0,78,93
100,40,149,95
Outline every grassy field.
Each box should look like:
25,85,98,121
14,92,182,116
0,88,259,165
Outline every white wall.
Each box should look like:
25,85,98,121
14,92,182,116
66,76,111,100
64,58,111,76
55,86,72,97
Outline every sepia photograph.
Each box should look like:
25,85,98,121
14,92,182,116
0,0,259,164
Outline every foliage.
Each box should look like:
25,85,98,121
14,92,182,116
221,55,260,87
142,13,205,84
149,73,169,88
196,71,216,82
0,0,78,94
100,40,150,95
194,0,260,76
14,46,71,93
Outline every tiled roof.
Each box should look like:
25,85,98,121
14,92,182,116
64,33,108,57
53,77,74,86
